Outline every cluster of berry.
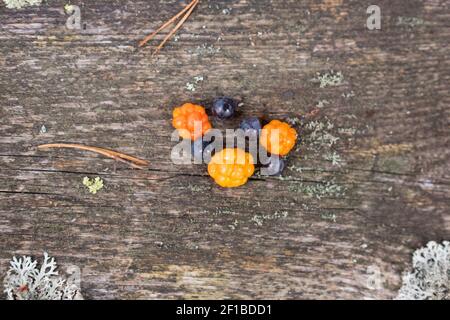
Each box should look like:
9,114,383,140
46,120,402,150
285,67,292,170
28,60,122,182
172,97,298,188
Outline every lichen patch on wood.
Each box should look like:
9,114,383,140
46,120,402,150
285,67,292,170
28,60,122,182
0,0,449,300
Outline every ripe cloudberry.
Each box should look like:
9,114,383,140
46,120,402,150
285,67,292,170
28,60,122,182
208,148,255,188
172,103,212,140
260,120,297,156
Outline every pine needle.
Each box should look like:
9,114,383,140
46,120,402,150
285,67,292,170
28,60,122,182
37,143,149,169
139,0,199,55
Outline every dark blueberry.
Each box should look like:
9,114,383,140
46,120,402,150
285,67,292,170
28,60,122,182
261,156,285,176
191,139,208,163
212,97,238,119
240,117,262,136
202,141,216,163
191,138,216,163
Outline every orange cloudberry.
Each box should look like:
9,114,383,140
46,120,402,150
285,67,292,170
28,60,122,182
172,103,212,140
208,148,255,188
260,120,297,156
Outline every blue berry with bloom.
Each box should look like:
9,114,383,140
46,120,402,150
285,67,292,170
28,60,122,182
262,156,285,176
191,138,216,163
240,117,262,136
212,97,238,119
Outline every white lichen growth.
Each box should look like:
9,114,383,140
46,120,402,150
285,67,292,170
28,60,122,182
324,151,343,167
306,119,339,147
338,127,357,135
342,91,355,99
186,76,204,92
396,241,450,300
228,219,239,230
39,124,47,134
316,71,344,88
190,43,221,56
288,180,345,199
3,0,42,9
321,212,337,222
397,17,424,27
222,8,232,15
82,176,104,194
316,99,330,108
286,117,301,127
3,252,82,300
251,211,288,226
304,180,344,199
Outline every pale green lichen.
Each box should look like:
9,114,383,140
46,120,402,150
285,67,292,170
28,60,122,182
284,116,348,198
288,180,345,199
316,100,330,108
338,127,357,135
306,181,344,199
64,4,74,13
251,211,288,226
222,8,232,15
324,151,343,167
82,177,104,194
213,208,234,216
3,0,42,9
39,124,47,134
3,252,82,300
316,71,344,88
181,183,211,193
286,117,302,127
190,43,222,56
397,17,424,27
321,212,337,222
228,219,239,230
396,241,450,300
342,91,355,99
306,119,339,148
186,76,204,92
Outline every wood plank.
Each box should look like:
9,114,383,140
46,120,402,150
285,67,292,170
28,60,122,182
0,0,449,299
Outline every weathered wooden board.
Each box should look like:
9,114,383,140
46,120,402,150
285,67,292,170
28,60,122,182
0,0,449,299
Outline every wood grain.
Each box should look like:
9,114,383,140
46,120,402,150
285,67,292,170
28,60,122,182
0,0,449,299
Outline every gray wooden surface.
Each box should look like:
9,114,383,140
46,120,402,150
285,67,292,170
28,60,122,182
0,0,449,299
